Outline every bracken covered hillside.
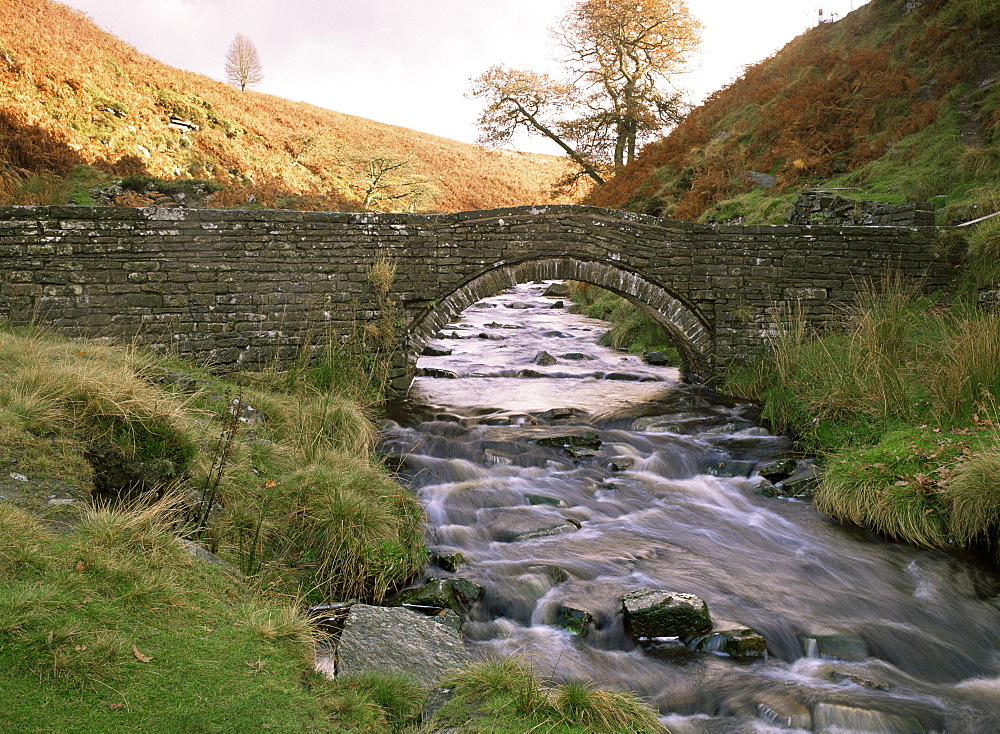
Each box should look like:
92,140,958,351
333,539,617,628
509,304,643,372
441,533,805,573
0,0,579,212
587,0,1000,225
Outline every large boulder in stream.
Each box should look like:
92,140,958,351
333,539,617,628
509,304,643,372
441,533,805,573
623,589,712,638
333,604,470,687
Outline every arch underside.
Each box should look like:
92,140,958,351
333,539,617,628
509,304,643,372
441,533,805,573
405,258,714,384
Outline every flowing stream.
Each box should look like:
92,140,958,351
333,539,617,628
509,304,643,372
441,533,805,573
380,281,1000,733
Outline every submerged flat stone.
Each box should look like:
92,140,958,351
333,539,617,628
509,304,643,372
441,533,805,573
756,694,812,729
813,702,925,733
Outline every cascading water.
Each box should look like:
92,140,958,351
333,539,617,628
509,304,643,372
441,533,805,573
380,281,1000,733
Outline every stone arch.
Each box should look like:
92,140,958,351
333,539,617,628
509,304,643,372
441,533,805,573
399,258,713,391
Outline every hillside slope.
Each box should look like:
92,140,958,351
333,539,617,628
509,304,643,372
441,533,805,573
0,0,578,212
587,0,999,225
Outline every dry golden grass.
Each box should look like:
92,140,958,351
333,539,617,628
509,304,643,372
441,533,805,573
0,0,579,212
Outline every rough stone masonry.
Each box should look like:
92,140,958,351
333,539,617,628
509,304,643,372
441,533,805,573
0,204,958,390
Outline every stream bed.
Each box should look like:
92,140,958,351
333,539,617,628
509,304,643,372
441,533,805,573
380,281,1000,733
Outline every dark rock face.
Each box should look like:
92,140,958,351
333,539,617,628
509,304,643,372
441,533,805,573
84,440,185,503
622,589,712,638
554,604,594,636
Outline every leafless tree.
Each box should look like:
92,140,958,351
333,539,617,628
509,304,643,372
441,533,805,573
225,34,264,92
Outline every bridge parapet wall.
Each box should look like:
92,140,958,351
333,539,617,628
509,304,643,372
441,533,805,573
0,204,958,388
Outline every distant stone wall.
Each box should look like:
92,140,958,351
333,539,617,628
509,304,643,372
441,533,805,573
0,204,957,390
788,189,936,227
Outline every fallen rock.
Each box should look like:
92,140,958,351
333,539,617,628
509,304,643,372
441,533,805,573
623,589,712,638
533,407,589,422
605,457,634,472
524,493,568,507
334,604,470,687
484,507,580,542
704,459,757,478
429,552,465,573
543,282,571,297
559,352,594,361
417,367,460,379
775,462,820,498
531,351,557,366
756,458,797,481
536,431,602,458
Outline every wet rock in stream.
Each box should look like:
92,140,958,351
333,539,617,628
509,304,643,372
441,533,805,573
623,589,713,638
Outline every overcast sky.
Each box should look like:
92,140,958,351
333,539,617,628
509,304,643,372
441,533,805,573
59,0,868,154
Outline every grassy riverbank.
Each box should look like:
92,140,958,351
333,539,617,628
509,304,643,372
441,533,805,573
722,273,1000,558
0,321,426,730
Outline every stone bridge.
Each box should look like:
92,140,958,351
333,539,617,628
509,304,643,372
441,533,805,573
0,204,957,391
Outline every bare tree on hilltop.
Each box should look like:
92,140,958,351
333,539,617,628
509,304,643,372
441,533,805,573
225,34,264,92
471,0,701,186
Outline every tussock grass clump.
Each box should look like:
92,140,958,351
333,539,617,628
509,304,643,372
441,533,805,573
0,327,198,483
428,657,664,733
320,671,425,732
218,455,425,603
946,449,1000,543
552,679,663,732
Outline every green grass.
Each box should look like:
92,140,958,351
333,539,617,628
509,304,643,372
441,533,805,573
0,501,335,733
